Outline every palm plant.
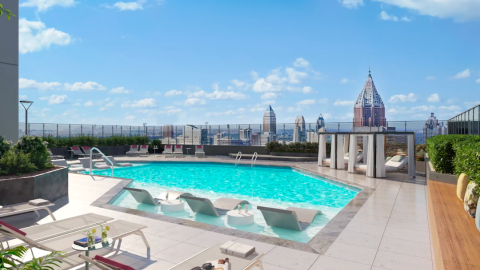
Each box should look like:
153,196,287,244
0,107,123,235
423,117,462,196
0,246,64,270
0,3,15,20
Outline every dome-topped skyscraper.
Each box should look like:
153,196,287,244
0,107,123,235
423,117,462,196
353,69,386,127
316,113,325,132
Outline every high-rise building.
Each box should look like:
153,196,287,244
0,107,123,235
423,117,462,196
263,105,276,135
239,128,252,141
293,116,306,142
353,69,387,128
162,125,174,139
316,114,326,132
306,131,318,143
251,133,260,146
423,112,447,142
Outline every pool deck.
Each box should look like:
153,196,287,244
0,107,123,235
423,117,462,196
2,156,432,270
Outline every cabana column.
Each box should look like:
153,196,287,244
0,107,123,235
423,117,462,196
408,134,416,177
318,134,326,166
348,135,357,173
337,135,345,170
330,135,336,169
376,134,386,178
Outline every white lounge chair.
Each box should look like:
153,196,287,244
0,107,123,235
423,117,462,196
0,219,150,263
103,156,132,167
79,254,136,270
138,145,149,156
163,145,173,157
173,145,183,158
323,152,363,165
257,206,321,231
195,145,205,158
169,243,265,270
47,149,63,160
123,187,192,206
182,196,249,216
81,146,102,159
126,145,139,156
0,200,56,220
51,159,86,172
79,157,111,170
70,146,88,158
355,155,408,172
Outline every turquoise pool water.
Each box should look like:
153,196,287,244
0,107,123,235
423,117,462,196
95,162,359,243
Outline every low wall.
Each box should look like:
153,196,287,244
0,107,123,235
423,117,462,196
204,145,268,156
0,167,68,205
425,156,457,184
50,146,131,159
271,152,317,157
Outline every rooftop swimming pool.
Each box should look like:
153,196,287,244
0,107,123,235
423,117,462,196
92,162,360,243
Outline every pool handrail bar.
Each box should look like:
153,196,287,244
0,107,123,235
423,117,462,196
89,147,114,177
235,151,242,167
251,152,258,167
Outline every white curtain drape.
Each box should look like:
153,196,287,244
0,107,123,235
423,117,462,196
376,134,386,178
408,134,416,177
318,134,326,166
363,135,369,164
337,135,345,169
343,135,350,154
366,135,375,177
348,135,357,173
330,135,336,169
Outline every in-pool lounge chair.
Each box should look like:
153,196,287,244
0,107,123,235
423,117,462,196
173,145,183,158
70,146,88,158
195,145,205,158
0,219,150,263
51,159,86,172
257,206,321,231
169,243,265,270
126,145,139,156
355,155,408,172
0,200,56,220
81,146,102,159
138,145,149,156
163,145,173,157
182,196,249,216
123,187,192,206
79,157,111,170
47,149,64,160
103,156,132,167
79,255,136,270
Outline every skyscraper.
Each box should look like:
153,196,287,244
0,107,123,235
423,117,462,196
316,114,326,132
293,115,306,142
423,112,447,143
162,125,174,139
263,105,276,135
353,69,386,128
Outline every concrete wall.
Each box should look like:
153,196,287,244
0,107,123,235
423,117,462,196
0,0,19,142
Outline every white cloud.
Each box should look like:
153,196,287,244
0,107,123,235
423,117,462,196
206,90,247,100
318,98,329,104
340,0,363,9
106,1,144,11
476,78,480,83
47,94,67,105
165,90,183,97
231,79,250,90
287,106,301,112
286,67,308,84
262,100,276,105
453,69,470,79
183,98,206,106
380,11,399,21
296,99,316,105
253,78,275,93
125,114,135,121
334,100,355,106
261,93,278,99
251,71,259,80
73,102,81,106
447,98,456,104
340,78,350,84
19,95,28,99
427,93,440,102
64,81,106,91
388,93,418,103
438,105,461,111
293,58,310,68
19,18,71,54
109,87,130,94
121,98,156,108
20,0,75,11
84,101,94,107
206,110,236,117
426,76,435,80
302,86,314,93
19,78,61,90
372,0,480,22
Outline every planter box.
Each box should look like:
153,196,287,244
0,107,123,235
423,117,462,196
270,152,317,157
425,155,457,184
416,161,426,174
0,167,68,205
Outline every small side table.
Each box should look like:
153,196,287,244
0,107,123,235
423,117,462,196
72,238,113,270
186,148,191,156
160,200,185,212
227,210,254,225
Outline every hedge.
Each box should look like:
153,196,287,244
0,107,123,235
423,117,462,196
453,140,480,185
265,141,331,154
42,135,150,148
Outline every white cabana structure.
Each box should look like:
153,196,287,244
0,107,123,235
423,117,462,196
318,132,416,178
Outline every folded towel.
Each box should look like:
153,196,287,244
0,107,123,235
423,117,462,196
220,241,255,258
29,199,50,206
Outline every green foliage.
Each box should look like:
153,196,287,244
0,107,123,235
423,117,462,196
0,151,37,175
15,136,53,170
149,139,163,152
0,3,16,21
415,144,427,161
453,140,480,185
42,135,149,148
0,136,13,159
426,135,480,174
0,246,27,270
0,245,64,270
265,141,326,154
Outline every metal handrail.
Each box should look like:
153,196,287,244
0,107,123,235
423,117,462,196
89,147,114,177
235,151,242,167
251,152,258,167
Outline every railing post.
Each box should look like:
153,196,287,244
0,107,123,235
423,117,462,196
405,121,407,132
56,124,59,139
283,124,285,145
176,126,178,144
69,124,71,138
102,125,104,137
43,123,45,137
81,125,83,136
121,126,123,136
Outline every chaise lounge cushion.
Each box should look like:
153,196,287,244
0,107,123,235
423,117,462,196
464,181,479,218
29,199,50,206
457,173,469,201
0,221,27,236
94,255,135,270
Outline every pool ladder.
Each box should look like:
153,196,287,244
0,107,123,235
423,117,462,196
235,151,242,167
251,152,258,168
89,147,114,178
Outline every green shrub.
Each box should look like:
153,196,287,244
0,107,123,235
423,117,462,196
0,136,13,159
426,135,480,174
15,136,53,170
149,139,163,152
0,150,36,175
265,141,325,154
453,140,480,185
42,135,149,148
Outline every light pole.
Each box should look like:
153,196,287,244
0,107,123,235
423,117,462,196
20,100,33,136
205,122,208,145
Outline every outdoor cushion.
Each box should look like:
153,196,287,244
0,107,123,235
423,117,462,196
132,145,137,148
197,145,203,149
464,181,479,218
94,255,135,270
476,199,480,232
176,145,181,148
82,146,90,150
72,146,80,150
165,145,171,148
457,173,469,201
0,221,27,236
141,145,148,149
29,199,50,206
390,155,404,162
385,156,392,162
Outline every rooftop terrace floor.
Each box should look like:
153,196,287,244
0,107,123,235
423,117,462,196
2,156,432,270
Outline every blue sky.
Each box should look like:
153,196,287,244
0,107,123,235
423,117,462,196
16,0,480,125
